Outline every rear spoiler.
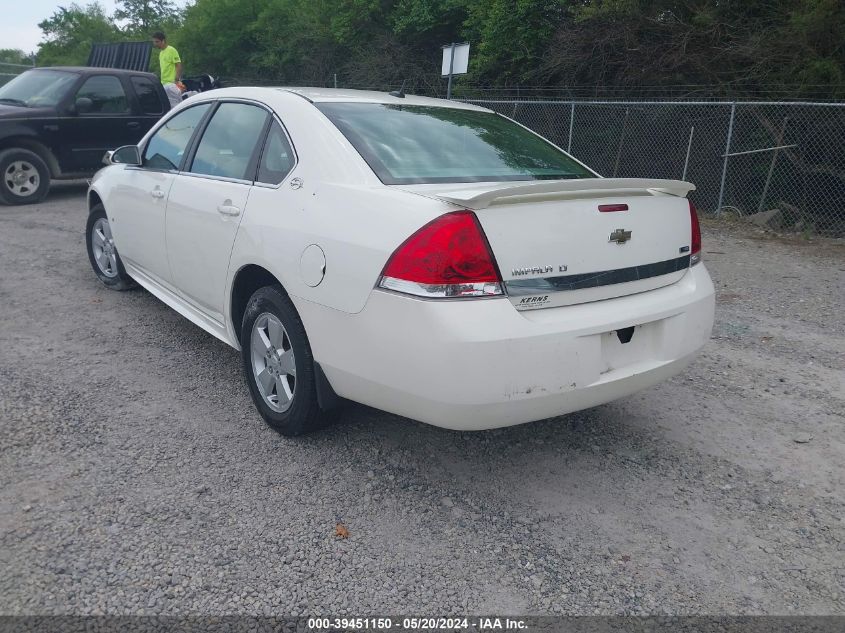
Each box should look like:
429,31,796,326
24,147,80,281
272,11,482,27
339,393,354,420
435,178,695,209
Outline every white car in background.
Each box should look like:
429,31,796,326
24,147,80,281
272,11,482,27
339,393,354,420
86,87,715,436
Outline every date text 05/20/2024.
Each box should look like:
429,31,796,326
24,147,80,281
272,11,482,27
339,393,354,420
307,617,528,630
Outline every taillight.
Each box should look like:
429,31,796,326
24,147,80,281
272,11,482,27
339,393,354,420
689,200,702,266
378,211,504,298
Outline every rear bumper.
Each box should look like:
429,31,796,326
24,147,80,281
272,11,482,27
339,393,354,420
296,265,715,430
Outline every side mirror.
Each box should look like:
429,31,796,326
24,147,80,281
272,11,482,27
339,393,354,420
104,145,141,166
74,97,94,114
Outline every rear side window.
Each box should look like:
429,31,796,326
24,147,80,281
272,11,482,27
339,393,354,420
131,76,163,115
143,103,211,170
190,103,268,180
75,75,129,114
256,121,296,184
316,103,595,185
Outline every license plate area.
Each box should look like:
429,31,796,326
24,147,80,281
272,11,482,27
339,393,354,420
616,325,635,344
599,320,662,374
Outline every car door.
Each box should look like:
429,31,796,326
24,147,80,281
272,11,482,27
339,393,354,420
110,103,212,286
165,101,270,323
60,74,139,172
127,75,166,141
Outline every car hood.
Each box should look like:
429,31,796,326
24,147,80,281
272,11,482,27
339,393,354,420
0,104,58,119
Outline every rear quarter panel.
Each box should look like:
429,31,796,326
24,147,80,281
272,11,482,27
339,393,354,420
232,182,452,316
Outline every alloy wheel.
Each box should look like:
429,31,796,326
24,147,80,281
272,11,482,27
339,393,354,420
4,160,40,197
250,312,297,412
91,217,119,278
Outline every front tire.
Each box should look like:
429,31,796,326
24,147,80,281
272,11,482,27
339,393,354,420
85,204,136,290
0,148,50,205
241,286,329,436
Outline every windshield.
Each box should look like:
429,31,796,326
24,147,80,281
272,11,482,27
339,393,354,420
316,103,595,185
0,70,79,107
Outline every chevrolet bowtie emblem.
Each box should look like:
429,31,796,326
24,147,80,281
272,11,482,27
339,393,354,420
609,228,632,244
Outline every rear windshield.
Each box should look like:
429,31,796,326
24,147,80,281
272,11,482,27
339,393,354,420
316,103,595,185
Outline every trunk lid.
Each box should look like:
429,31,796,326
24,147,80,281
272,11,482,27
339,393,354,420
399,178,696,310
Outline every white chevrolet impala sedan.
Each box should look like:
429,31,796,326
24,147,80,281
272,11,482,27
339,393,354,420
86,87,715,435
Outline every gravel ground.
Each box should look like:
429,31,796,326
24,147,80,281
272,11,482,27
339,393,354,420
1,183,843,616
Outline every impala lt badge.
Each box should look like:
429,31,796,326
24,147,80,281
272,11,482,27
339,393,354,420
511,265,553,276
609,228,632,244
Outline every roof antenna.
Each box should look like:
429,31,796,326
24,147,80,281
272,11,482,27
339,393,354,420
389,79,407,98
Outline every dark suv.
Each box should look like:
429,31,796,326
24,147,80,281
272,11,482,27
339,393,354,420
0,66,170,205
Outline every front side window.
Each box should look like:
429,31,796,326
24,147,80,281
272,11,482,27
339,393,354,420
316,103,595,185
143,103,211,170
190,103,269,180
75,75,129,114
0,69,78,107
256,121,296,185
131,76,163,115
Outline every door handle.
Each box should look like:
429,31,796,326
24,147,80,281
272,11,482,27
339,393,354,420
127,121,140,128
217,204,241,217
150,189,165,199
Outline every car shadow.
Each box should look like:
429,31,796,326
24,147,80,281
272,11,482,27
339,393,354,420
317,395,654,484
47,180,89,202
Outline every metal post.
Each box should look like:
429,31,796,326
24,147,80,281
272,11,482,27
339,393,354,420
446,44,456,99
612,108,630,178
717,103,736,216
333,73,337,89
758,116,789,212
567,102,575,153
682,126,694,181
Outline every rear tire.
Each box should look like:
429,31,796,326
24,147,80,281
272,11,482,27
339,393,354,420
241,285,330,436
85,204,136,290
0,148,50,205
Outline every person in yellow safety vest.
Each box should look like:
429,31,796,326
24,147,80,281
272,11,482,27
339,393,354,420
152,31,184,109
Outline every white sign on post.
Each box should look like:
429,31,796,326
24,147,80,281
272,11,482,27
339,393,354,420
441,43,470,77
441,42,470,99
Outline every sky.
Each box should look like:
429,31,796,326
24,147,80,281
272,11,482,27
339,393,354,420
0,0,188,55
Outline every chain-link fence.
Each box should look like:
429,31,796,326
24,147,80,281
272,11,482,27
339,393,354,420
465,100,845,236
3,63,843,234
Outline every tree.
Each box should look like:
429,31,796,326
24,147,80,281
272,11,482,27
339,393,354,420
391,0,467,44
113,0,179,35
781,0,845,95
0,49,33,65
463,0,568,84
526,0,845,99
177,0,272,79
37,3,122,67
108,0,842,98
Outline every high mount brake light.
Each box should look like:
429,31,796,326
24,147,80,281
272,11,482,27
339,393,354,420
378,211,504,298
689,200,702,266
598,204,628,212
